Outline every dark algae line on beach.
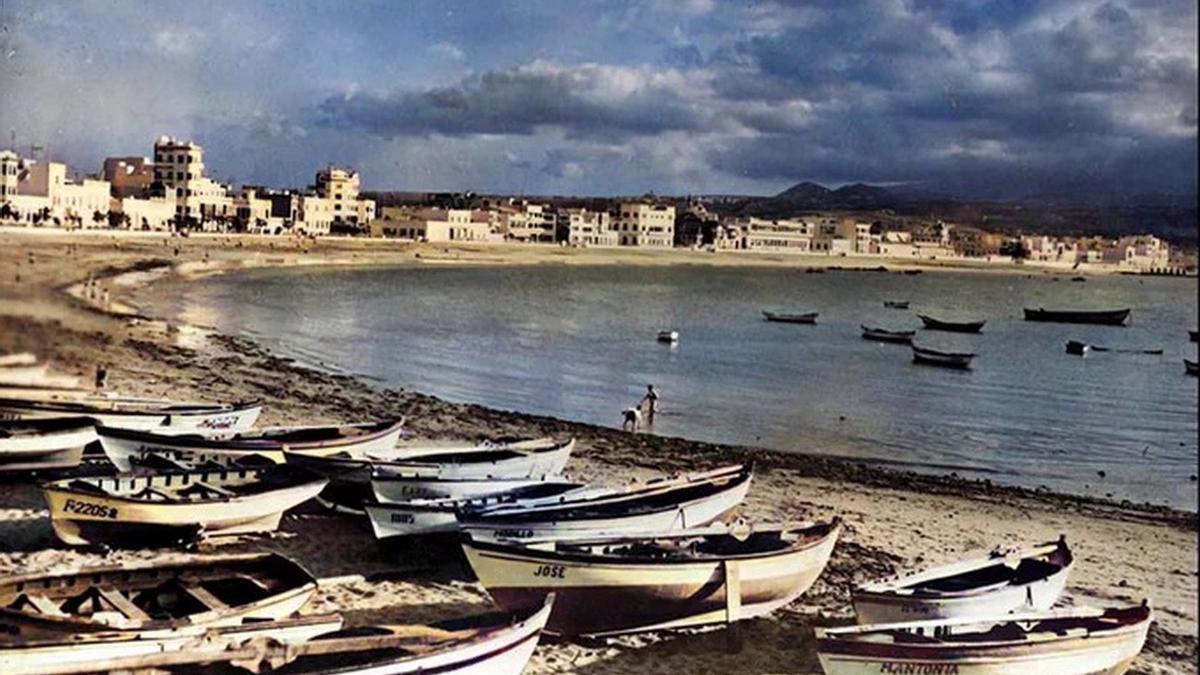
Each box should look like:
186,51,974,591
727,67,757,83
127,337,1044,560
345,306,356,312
141,264,1199,510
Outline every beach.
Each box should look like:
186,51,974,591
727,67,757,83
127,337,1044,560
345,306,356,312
0,230,1195,675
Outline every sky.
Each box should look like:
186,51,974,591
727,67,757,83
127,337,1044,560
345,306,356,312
0,0,1195,199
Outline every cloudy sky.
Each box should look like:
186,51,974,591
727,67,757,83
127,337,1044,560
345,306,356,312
0,0,1195,198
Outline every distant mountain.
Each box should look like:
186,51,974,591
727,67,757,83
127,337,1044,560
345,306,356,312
773,181,832,204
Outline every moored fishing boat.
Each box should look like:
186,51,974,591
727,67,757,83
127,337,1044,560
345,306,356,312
861,325,915,344
1065,339,1090,355
31,597,554,675
0,614,344,675
458,464,752,542
0,552,318,640
852,537,1073,624
917,314,986,333
883,300,910,309
912,345,975,369
97,419,405,471
43,464,327,546
1186,359,1198,376
1024,307,1131,325
0,396,261,432
762,310,819,324
463,519,839,637
1190,329,1198,342
816,602,1151,675
367,481,606,540
657,330,679,343
0,417,97,472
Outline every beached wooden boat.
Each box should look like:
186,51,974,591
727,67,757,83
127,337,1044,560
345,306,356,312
1186,359,1198,376
762,310,818,324
1065,340,1090,355
458,464,753,542
852,537,1073,624
367,481,603,540
0,364,50,387
98,419,405,472
816,602,1151,675
861,325,915,344
912,345,975,369
43,465,327,546
464,519,839,637
0,552,318,641
1,614,342,675
0,417,96,472
29,597,554,675
370,474,578,501
0,396,261,432
0,352,38,367
657,330,679,343
1024,307,1131,325
917,314,986,333
883,300,910,309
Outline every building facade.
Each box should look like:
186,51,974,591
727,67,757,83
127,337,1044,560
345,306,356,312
616,202,675,247
558,208,616,246
152,136,232,228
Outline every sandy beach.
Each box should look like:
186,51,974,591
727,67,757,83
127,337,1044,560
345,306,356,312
0,230,1195,675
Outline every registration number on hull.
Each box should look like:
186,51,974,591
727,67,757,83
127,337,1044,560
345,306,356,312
63,499,119,519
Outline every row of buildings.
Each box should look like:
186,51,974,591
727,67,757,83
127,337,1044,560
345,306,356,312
0,138,1180,271
1,137,375,235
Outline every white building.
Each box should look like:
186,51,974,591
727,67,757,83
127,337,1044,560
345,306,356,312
559,208,616,246
0,151,111,227
616,202,675,247
495,202,556,242
118,197,175,231
153,136,231,228
315,166,375,231
373,207,491,242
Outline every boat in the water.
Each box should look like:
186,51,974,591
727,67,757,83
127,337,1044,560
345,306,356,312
1186,359,1198,376
0,417,96,472
43,465,327,546
917,314,986,333
816,602,1151,675
657,330,679,343
762,310,819,324
463,519,839,637
366,481,602,540
0,613,342,675
912,345,975,369
0,396,261,432
27,597,554,675
458,464,753,542
861,325,915,344
1023,307,1131,325
1190,330,1198,343
97,419,405,471
883,300,910,309
0,552,318,641
1065,340,1090,356
852,537,1073,624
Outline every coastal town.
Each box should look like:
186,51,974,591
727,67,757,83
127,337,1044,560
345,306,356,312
0,137,1189,275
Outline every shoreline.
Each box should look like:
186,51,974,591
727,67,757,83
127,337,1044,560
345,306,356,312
0,231,1195,674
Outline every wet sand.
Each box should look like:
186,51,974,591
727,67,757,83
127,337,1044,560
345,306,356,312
0,231,1194,674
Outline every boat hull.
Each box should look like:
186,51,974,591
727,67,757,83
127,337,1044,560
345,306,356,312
464,524,838,636
1024,308,1130,325
372,476,566,502
0,421,95,472
862,327,915,344
912,349,973,369
852,564,1071,624
98,421,404,472
372,440,574,482
917,315,985,333
43,474,327,546
763,311,818,324
0,400,261,432
459,470,751,543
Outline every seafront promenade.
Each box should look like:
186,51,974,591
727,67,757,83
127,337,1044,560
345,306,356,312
0,230,1195,674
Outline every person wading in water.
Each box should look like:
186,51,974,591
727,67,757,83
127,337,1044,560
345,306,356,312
639,385,659,424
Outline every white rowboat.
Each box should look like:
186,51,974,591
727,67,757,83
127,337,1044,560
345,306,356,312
816,602,1151,675
852,536,1074,624
0,396,261,432
0,417,96,472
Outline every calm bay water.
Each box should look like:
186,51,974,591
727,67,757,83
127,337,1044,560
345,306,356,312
141,264,1199,510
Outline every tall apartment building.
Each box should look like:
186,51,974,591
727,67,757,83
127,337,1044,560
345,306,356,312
615,202,675,247
558,208,616,246
315,166,375,230
152,136,231,226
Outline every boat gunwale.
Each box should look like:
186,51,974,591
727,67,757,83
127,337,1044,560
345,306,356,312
41,465,328,506
96,419,404,452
